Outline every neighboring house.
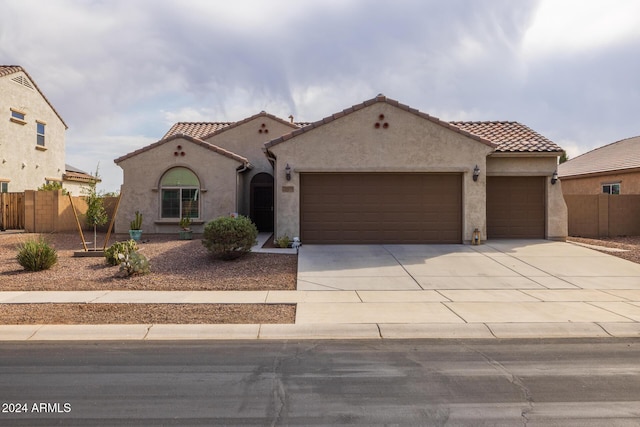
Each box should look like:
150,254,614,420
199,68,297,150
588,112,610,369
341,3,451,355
558,136,640,195
115,95,567,243
63,164,101,196
559,135,640,238
0,65,67,193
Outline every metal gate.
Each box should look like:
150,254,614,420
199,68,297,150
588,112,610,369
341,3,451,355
0,192,25,230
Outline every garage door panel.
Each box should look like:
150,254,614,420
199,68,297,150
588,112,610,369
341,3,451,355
487,176,545,239
300,173,462,244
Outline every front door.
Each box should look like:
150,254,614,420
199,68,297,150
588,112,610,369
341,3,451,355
250,173,274,232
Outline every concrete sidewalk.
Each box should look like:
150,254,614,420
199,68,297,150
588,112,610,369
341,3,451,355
2,240,640,341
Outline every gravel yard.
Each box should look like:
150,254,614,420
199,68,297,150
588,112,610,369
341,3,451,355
0,232,296,291
567,236,640,264
0,232,297,324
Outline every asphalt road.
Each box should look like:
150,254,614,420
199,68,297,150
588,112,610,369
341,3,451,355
1,339,640,426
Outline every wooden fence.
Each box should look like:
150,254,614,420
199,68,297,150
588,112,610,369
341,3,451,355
1,190,118,233
0,192,25,230
564,194,640,237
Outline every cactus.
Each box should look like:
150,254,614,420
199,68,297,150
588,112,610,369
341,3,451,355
130,211,142,230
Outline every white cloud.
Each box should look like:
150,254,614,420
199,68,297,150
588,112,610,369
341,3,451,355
522,0,640,58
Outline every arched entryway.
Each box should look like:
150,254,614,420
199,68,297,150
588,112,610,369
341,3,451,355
250,173,274,232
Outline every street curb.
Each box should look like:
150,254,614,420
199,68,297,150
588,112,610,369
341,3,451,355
1,322,639,341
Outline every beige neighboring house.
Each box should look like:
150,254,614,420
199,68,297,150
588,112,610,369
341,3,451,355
63,164,102,196
0,65,68,193
115,95,567,242
0,65,100,197
559,135,640,195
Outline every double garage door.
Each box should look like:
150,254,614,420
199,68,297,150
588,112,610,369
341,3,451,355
300,173,546,243
300,173,462,244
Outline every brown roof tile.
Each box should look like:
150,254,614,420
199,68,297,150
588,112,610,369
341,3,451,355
162,111,306,140
450,121,563,153
163,122,231,139
0,65,68,129
558,135,640,178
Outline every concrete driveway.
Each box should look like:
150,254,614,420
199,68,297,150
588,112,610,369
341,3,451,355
295,240,640,337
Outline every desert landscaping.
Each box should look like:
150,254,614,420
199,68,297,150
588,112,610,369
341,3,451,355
0,232,296,324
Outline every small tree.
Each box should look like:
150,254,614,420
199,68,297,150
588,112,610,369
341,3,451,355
83,166,108,250
37,181,68,195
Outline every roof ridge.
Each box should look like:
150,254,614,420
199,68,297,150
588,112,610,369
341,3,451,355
0,65,68,129
114,133,250,165
265,94,497,149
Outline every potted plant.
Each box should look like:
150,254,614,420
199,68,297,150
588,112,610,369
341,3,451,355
129,210,143,242
178,216,192,240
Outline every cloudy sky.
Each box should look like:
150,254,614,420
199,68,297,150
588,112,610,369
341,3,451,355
2,0,639,192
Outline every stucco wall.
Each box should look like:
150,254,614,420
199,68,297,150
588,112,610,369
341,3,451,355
267,102,495,242
204,116,292,216
561,171,640,195
115,137,243,234
0,71,66,192
487,155,567,240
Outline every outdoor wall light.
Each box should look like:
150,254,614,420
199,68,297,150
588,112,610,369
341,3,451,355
551,170,558,185
473,165,480,182
285,163,292,181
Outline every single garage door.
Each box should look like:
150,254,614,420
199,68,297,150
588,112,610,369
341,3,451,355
487,176,545,239
300,173,462,244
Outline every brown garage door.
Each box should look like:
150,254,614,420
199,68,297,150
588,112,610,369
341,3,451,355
487,176,545,239
300,173,462,244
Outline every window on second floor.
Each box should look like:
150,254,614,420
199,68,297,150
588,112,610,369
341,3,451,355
10,108,26,125
0,182,8,193
36,122,46,146
602,183,620,195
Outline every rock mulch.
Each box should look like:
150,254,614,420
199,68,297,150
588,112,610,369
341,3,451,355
0,232,297,324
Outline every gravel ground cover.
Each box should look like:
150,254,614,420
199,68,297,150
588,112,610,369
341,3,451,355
567,236,640,264
0,232,297,291
0,232,297,324
0,303,295,325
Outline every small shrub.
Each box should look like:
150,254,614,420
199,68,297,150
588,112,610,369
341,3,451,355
105,240,138,266
274,235,291,248
117,250,150,276
202,215,258,260
16,238,58,271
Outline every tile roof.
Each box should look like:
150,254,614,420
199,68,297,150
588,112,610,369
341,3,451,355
162,111,303,140
450,121,563,153
114,134,250,166
163,122,232,139
63,164,101,183
264,94,498,149
558,135,640,178
0,65,68,129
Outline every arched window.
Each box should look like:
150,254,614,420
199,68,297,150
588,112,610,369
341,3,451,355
160,167,200,219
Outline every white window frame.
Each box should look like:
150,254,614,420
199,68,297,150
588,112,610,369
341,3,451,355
602,183,621,195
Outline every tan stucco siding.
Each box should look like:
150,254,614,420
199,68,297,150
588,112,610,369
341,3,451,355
0,72,66,191
116,137,241,233
204,117,288,215
561,171,640,195
268,103,495,242
487,155,567,240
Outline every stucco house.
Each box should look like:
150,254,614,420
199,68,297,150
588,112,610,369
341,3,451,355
559,135,640,195
0,65,68,193
0,65,97,196
115,95,567,243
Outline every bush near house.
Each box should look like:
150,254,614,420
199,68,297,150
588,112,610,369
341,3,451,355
16,237,58,271
202,215,258,261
